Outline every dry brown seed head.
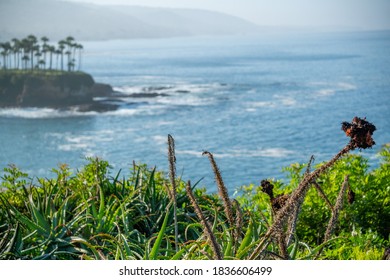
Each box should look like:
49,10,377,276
341,117,376,149
261,179,274,199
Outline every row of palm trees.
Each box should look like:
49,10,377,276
0,35,83,72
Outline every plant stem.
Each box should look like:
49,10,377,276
185,181,223,260
249,144,353,260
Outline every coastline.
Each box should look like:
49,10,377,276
0,70,119,112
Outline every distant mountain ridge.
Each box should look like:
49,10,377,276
0,0,260,41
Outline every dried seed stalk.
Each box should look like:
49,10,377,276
232,199,243,244
168,134,178,253
276,230,289,259
286,155,314,246
202,151,234,228
249,143,353,260
324,175,349,242
185,181,223,260
313,181,334,211
314,176,350,259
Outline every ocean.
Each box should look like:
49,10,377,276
1,31,389,193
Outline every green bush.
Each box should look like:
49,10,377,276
0,147,389,260
284,147,390,244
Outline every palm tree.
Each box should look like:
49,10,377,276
27,35,38,71
58,40,66,71
41,36,49,70
21,38,30,70
65,49,72,71
1,35,84,73
11,38,21,69
0,42,8,70
0,41,13,70
68,59,75,72
65,36,75,46
35,51,42,70
22,54,29,70
55,49,61,70
76,43,84,71
64,36,75,71
38,59,45,71
48,45,56,70
41,36,49,46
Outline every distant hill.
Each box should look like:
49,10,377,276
0,0,260,41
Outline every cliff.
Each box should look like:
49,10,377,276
0,71,116,111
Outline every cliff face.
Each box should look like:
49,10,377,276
0,72,114,110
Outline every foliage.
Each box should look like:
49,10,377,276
283,147,390,244
0,35,83,72
0,145,389,260
320,230,387,260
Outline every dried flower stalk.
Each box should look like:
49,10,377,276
251,117,374,259
249,143,353,260
202,151,234,228
168,134,178,252
185,181,223,260
232,199,243,245
276,230,289,259
286,156,315,246
313,181,334,211
324,175,349,242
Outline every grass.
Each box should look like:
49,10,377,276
0,117,389,260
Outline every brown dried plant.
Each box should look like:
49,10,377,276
342,117,376,149
315,175,350,258
249,117,376,260
167,134,178,252
185,181,223,260
232,199,243,245
202,151,235,229
313,181,334,211
286,155,315,246
324,175,349,242
260,180,290,258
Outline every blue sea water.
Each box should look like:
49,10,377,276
1,31,389,193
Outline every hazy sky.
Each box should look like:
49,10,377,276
64,0,390,30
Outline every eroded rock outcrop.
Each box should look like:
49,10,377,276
0,71,116,111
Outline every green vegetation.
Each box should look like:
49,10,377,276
0,117,388,260
0,70,94,90
0,35,83,72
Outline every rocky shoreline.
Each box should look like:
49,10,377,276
0,71,119,112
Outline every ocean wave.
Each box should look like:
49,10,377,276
0,82,229,119
114,82,227,96
55,132,115,154
246,95,298,110
58,143,90,151
274,95,298,106
177,148,295,158
0,103,166,119
105,83,225,108
336,82,357,91
105,104,167,116
311,81,357,96
0,107,98,119
316,89,336,96
152,135,168,145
